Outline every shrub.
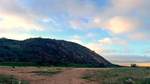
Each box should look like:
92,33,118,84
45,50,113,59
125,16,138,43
12,65,15,68
10,64,15,68
0,75,28,84
146,67,150,69
131,64,137,67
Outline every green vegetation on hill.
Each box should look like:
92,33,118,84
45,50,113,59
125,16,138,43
0,37,113,67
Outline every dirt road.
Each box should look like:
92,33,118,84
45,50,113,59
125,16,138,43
0,67,106,84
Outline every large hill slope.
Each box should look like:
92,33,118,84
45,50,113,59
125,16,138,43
0,37,112,66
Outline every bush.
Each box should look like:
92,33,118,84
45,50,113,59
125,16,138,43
131,64,137,67
12,65,15,68
0,75,28,84
146,67,150,69
10,64,15,68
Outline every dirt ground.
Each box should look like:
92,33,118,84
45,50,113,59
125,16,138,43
0,67,107,84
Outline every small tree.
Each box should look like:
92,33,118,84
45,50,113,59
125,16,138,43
131,64,137,67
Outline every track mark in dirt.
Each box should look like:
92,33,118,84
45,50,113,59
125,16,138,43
0,68,107,84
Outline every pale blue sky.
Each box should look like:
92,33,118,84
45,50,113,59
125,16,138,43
0,0,150,63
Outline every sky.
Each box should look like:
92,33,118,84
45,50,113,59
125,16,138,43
0,0,150,63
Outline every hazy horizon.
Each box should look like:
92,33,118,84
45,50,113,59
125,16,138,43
115,63,150,67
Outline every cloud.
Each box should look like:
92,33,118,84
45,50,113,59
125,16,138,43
0,17,44,33
0,0,43,32
0,33,37,40
121,45,130,53
98,38,112,45
86,33,98,38
69,18,101,30
110,60,139,63
145,50,150,53
69,19,83,30
99,0,150,36
85,42,117,54
1,0,149,35
85,42,102,51
94,48,117,54
85,37,129,55
69,39,83,44
42,18,60,26
69,16,146,35
127,32,150,42
70,33,98,40
101,16,146,34
66,0,150,36
71,35,83,39
58,0,99,17
104,54,150,63
98,37,129,45
0,0,62,34
109,0,150,17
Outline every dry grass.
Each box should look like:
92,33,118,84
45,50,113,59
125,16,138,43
81,67,150,84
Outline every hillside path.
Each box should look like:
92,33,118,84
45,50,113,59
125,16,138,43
0,67,108,84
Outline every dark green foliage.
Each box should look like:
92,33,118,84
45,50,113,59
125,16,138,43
0,62,51,67
0,74,28,84
99,63,105,67
146,67,150,69
10,64,15,68
35,59,43,65
0,37,113,67
87,63,106,68
0,62,110,68
131,64,137,67
140,78,150,84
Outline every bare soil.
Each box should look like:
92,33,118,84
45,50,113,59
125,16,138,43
0,67,107,84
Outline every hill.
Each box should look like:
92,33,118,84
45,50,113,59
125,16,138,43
0,37,112,67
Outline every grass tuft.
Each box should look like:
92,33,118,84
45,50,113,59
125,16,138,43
56,68,62,70
31,70,62,75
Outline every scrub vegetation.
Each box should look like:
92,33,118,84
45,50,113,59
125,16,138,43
81,67,150,84
0,74,28,84
31,70,62,75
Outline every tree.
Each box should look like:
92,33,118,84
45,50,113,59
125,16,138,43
131,64,137,67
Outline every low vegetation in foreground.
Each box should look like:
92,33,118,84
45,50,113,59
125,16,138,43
30,70,62,75
0,74,28,84
81,67,150,84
